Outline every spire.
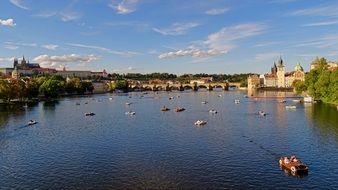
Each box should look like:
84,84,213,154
277,56,283,67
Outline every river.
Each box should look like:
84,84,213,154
0,90,337,189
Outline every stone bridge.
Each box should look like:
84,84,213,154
129,82,241,91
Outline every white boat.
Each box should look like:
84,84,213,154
292,99,301,103
109,97,113,100
125,111,136,115
85,112,95,116
169,97,174,100
209,109,218,114
218,94,222,97
303,96,313,103
201,101,208,104
28,120,37,125
235,99,240,104
279,100,286,103
125,102,132,105
258,111,266,116
285,105,297,109
194,120,207,125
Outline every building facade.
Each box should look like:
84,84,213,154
248,57,305,89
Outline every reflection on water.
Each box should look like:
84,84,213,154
0,91,338,189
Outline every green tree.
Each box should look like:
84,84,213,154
26,79,40,99
0,79,10,102
292,80,307,94
115,80,129,91
39,78,65,98
81,81,94,94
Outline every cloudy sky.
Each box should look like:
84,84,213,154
1,0,338,74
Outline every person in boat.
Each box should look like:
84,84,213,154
290,155,298,162
284,157,290,164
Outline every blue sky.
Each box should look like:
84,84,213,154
1,0,338,74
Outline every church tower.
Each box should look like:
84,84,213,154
276,56,285,88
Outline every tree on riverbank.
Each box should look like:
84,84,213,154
304,57,338,104
0,76,94,102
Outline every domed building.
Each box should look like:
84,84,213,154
260,57,305,88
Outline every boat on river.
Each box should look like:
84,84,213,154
279,156,308,173
161,106,170,111
125,111,136,115
258,111,266,116
285,105,297,109
175,107,185,112
235,99,240,104
194,120,207,126
85,112,95,116
209,109,218,114
28,120,38,126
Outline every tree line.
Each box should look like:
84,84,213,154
0,75,94,103
293,57,337,104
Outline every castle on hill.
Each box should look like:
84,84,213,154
0,56,107,79
248,56,305,89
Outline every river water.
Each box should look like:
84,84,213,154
0,90,337,189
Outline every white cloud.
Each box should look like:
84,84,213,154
42,44,58,50
254,41,282,47
0,57,15,62
34,11,58,18
0,18,16,26
255,53,281,61
33,54,99,68
159,49,227,59
302,20,338,27
159,23,266,59
205,8,230,15
34,11,81,22
67,43,138,57
153,22,200,36
59,11,81,22
290,4,338,17
9,0,29,10
4,45,19,50
5,41,37,47
291,35,338,49
109,0,139,14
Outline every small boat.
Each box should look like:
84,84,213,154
218,94,222,97
292,99,302,103
23,104,28,108
175,107,185,112
169,97,174,100
209,109,218,114
161,106,170,111
235,99,240,104
303,96,313,103
258,111,266,116
109,97,113,100
279,156,308,173
201,101,208,104
125,102,132,105
279,100,286,103
243,95,248,98
84,102,88,104
194,120,207,126
125,111,136,115
28,120,37,126
285,105,297,109
85,112,95,116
